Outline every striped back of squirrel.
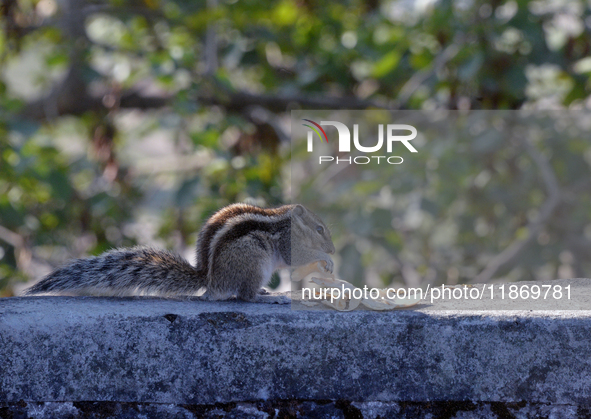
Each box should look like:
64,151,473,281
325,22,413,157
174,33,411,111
195,203,293,275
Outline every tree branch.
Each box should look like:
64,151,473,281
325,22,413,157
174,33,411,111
20,78,392,121
394,35,465,108
0,225,24,248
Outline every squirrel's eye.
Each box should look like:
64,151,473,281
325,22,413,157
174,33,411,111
316,226,324,234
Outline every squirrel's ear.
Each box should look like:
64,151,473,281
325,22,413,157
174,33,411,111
293,204,305,216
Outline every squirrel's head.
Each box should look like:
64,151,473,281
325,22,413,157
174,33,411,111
291,204,335,255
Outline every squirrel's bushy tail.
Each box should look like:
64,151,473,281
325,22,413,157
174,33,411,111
24,247,204,297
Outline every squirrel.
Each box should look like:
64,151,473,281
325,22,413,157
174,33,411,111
24,203,335,301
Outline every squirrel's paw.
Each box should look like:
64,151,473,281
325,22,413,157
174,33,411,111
291,260,335,282
324,258,334,274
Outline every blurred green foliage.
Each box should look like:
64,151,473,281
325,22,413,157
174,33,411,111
292,111,591,288
1,0,591,295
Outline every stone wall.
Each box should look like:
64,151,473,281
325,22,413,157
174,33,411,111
1,281,591,418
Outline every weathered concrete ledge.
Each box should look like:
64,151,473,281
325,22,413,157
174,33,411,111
2,280,591,418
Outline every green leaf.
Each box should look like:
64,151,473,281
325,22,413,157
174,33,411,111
372,51,401,78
